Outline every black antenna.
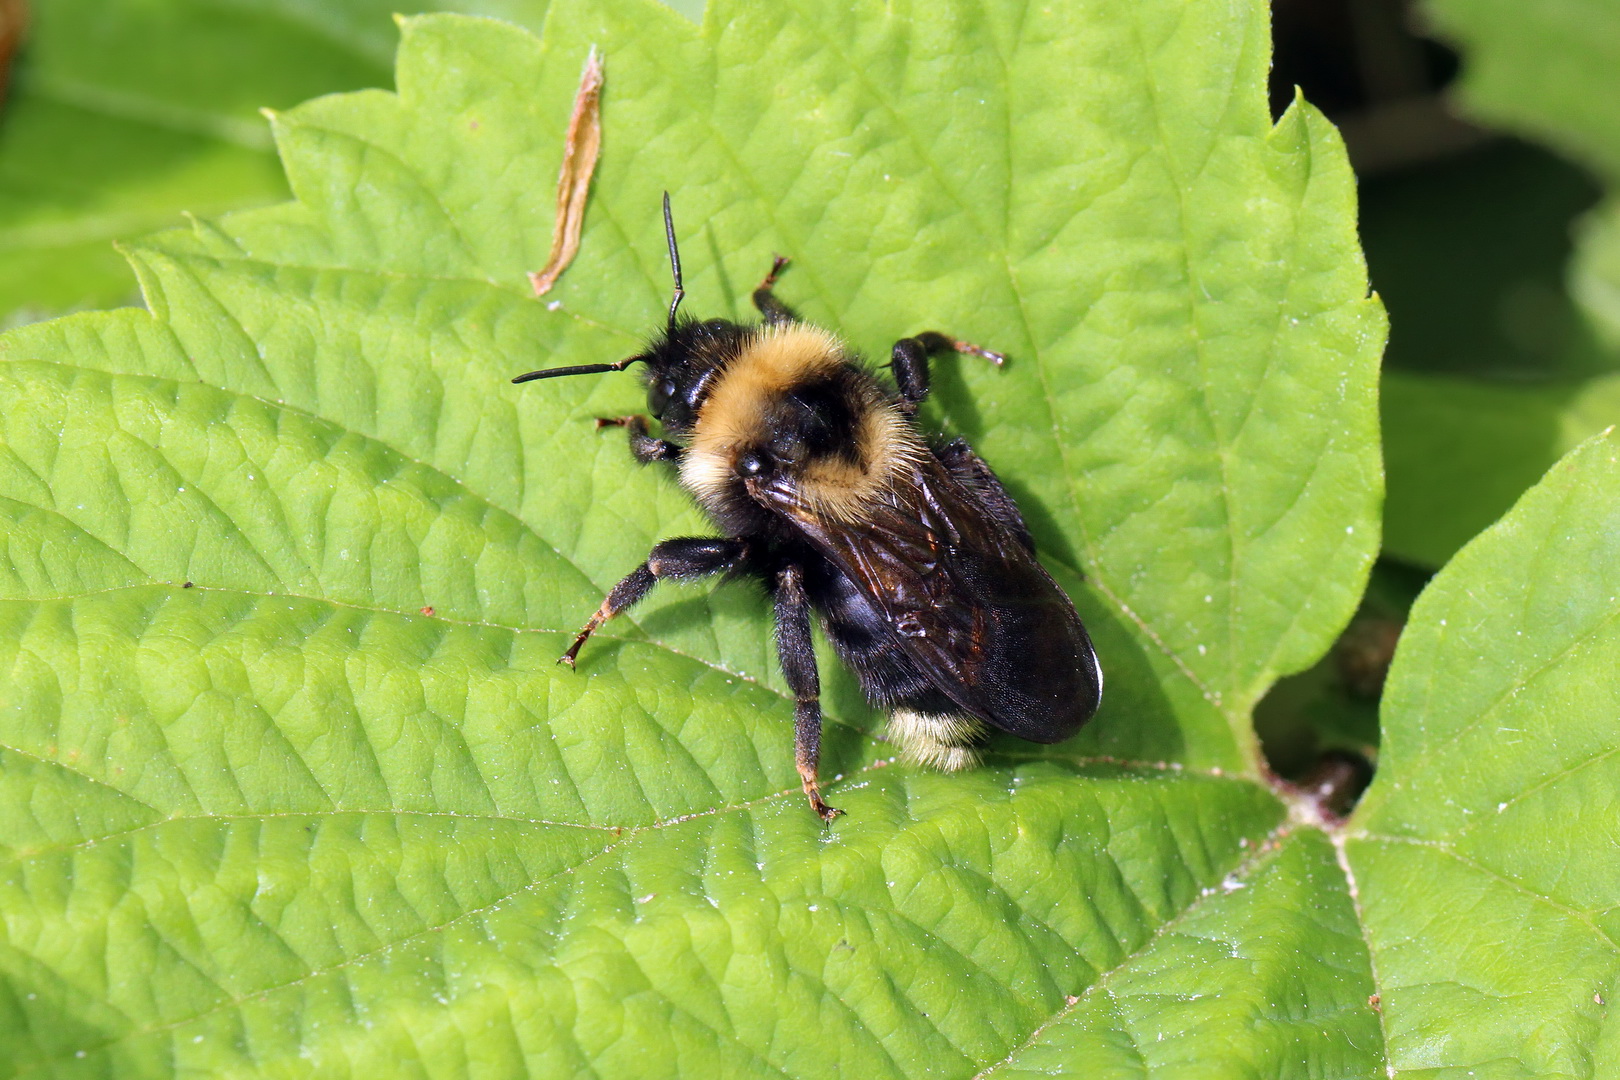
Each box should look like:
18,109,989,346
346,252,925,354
511,356,643,384
512,196,683,386
663,191,684,334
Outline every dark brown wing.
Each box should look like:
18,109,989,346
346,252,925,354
752,455,1102,742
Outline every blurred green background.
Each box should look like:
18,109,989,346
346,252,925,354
1,0,1613,785
1260,0,1620,779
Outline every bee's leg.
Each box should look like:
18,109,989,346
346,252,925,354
595,414,681,463
774,562,843,822
890,332,1007,413
560,537,748,666
751,256,799,325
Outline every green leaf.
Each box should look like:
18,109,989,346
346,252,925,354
1360,140,1605,380
110,2,1385,770
1368,144,1619,570
989,829,1383,1079
0,0,554,326
1573,202,1620,350
1366,9,1620,573
1425,0,1620,359
1373,5,1620,576
1348,430,1620,1077
1425,0,1620,178
0,2,1388,1074
1382,368,1620,566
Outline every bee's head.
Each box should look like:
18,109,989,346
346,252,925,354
511,192,746,436
636,317,755,435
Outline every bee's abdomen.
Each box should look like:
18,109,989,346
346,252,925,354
806,557,961,713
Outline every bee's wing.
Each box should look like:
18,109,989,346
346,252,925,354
755,460,1101,742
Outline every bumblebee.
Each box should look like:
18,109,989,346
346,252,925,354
514,196,1102,820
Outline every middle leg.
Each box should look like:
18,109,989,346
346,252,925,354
774,562,842,821
889,332,1007,414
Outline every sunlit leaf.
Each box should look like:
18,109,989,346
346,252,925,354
0,2,1393,1074
1348,430,1620,1078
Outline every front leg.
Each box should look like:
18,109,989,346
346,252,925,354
560,537,748,666
774,562,842,822
751,256,798,325
596,414,680,464
890,332,1007,413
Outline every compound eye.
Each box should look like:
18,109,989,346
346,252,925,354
648,377,677,417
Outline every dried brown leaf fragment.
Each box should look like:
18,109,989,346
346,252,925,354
529,46,604,297
0,0,26,106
